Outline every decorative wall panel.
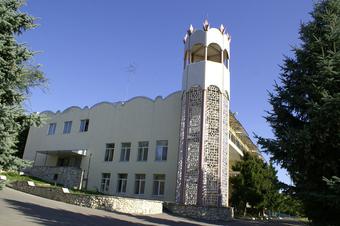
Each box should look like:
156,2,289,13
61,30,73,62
176,87,203,205
202,85,221,206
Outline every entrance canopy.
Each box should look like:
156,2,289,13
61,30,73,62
36,149,87,156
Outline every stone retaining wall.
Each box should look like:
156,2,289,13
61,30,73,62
164,202,233,221
10,181,162,215
27,166,83,189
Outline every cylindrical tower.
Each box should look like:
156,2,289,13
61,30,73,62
176,20,231,207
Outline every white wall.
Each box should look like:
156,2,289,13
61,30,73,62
24,91,182,202
182,61,230,96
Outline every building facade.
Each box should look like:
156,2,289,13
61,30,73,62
23,21,260,207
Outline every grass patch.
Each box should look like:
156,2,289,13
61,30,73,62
1,171,51,186
0,171,105,196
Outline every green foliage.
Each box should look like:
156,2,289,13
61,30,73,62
231,153,304,217
1,171,48,185
257,0,340,225
230,153,281,216
274,193,305,217
0,0,46,171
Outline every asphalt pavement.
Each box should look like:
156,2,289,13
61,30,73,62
0,187,307,226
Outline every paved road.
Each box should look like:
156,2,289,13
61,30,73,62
0,187,307,226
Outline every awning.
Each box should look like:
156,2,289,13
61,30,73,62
36,149,87,156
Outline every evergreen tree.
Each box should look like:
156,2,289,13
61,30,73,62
230,153,280,216
257,0,340,225
0,0,46,171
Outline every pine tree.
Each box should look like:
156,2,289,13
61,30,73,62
257,0,340,225
0,0,46,171
230,153,280,216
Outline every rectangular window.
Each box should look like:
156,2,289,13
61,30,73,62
134,174,145,195
155,140,168,161
100,173,110,193
153,174,165,196
79,119,89,132
48,123,56,135
137,141,148,161
104,143,115,161
63,121,72,134
120,143,131,161
117,173,128,193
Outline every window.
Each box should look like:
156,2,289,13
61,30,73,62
134,174,145,195
117,173,128,193
48,123,56,135
63,121,72,134
100,173,110,193
153,174,165,196
137,141,148,161
104,143,115,162
155,140,168,161
191,43,205,63
79,119,89,132
120,143,131,161
207,43,222,63
223,49,229,69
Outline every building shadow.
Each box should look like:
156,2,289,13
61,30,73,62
4,199,203,226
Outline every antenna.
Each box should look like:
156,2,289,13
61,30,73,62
124,62,137,101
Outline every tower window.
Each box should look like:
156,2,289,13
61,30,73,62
223,50,229,68
207,43,222,63
184,51,190,68
191,43,205,63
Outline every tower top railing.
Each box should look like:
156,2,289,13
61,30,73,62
183,20,231,68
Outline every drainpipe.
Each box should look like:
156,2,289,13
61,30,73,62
85,153,92,190
33,152,38,167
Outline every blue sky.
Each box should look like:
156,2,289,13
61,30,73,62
20,0,315,184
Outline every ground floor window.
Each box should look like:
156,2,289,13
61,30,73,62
134,174,145,195
117,173,128,193
153,174,165,196
100,173,111,193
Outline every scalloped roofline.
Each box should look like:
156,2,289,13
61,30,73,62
39,90,182,115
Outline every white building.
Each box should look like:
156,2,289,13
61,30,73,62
23,21,260,207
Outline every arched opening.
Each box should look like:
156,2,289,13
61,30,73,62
223,50,229,69
191,43,205,63
207,43,222,63
184,50,190,68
